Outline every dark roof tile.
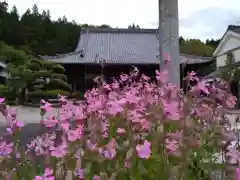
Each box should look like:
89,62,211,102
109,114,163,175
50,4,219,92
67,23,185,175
41,28,213,65
228,25,240,34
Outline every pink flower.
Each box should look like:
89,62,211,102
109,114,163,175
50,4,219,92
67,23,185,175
0,141,13,156
40,100,52,111
74,106,86,120
117,128,126,134
136,140,151,159
93,175,101,180
75,168,84,179
236,168,240,180
165,139,179,153
120,74,129,82
163,100,181,120
196,81,210,94
58,94,67,102
67,128,83,142
50,144,68,158
0,97,5,103
107,101,123,115
141,74,150,81
34,168,54,180
103,83,111,91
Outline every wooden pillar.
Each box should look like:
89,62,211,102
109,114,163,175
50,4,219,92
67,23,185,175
159,0,180,86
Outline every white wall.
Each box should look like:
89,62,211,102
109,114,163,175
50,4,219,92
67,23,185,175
216,54,227,68
232,48,240,62
216,48,240,68
221,36,240,53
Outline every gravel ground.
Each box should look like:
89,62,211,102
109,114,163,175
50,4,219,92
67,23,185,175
0,106,59,144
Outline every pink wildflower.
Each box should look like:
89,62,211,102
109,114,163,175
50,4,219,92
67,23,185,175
58,94,67,102
74,105,86,120
34,168,54,180
165,139,179,153
67,127,83,142
163,100,181,120
0,97,5,103
236,168,240,180
136,140,151,159
40,100,52,111
50,143,68,158
102,138,116,159
0,141,13,156
93,175,101,180
117,128,126,134
120,74,128,82
124,160,132,168
75,168,84,179
193,80,209,94
141,74,150,81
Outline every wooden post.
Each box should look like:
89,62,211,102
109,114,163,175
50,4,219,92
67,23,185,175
159,0,180,86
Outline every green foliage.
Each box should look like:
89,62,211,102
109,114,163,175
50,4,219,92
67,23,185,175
47,79,72,91
0,42,72,103
52,64,65,74
28,89,70,99
0,2,218,57
180,39,215,57
0,84,7,96
51,74,67,81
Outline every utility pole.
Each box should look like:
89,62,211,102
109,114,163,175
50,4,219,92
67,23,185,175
158,0,180,86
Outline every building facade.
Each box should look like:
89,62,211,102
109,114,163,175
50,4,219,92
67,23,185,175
213,25,240,68
40,28,214,91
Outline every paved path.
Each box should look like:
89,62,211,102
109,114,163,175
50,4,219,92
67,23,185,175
0,106,59,144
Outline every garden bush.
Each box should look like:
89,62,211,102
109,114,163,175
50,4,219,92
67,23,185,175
51,74,68,81
28,90,71,100
0,64,240,179
46,79,72,92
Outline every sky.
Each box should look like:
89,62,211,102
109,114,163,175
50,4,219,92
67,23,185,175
5,0,240,41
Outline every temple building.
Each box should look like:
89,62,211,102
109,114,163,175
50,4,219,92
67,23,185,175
40,28,214,91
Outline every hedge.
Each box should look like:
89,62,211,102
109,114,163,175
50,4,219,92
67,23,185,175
51,74,68,81
46,79,72,91
28,90,71,100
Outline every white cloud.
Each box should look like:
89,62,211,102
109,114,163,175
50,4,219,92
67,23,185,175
5,0,240,40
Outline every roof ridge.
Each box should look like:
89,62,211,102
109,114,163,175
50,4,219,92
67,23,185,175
227,25,240,34
80,28,158,34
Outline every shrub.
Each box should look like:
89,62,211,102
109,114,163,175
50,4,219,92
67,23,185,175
0,66,239,179
69,91,84,99
51,73,68,81
28,90,70,100
52,64,65,74
0,84,7,96
47,79,72,91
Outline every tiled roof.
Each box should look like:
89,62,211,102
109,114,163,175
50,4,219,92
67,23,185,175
40,28,213,65
228,25,240,34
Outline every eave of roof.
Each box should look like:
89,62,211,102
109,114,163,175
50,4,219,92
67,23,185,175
40,28,213,65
